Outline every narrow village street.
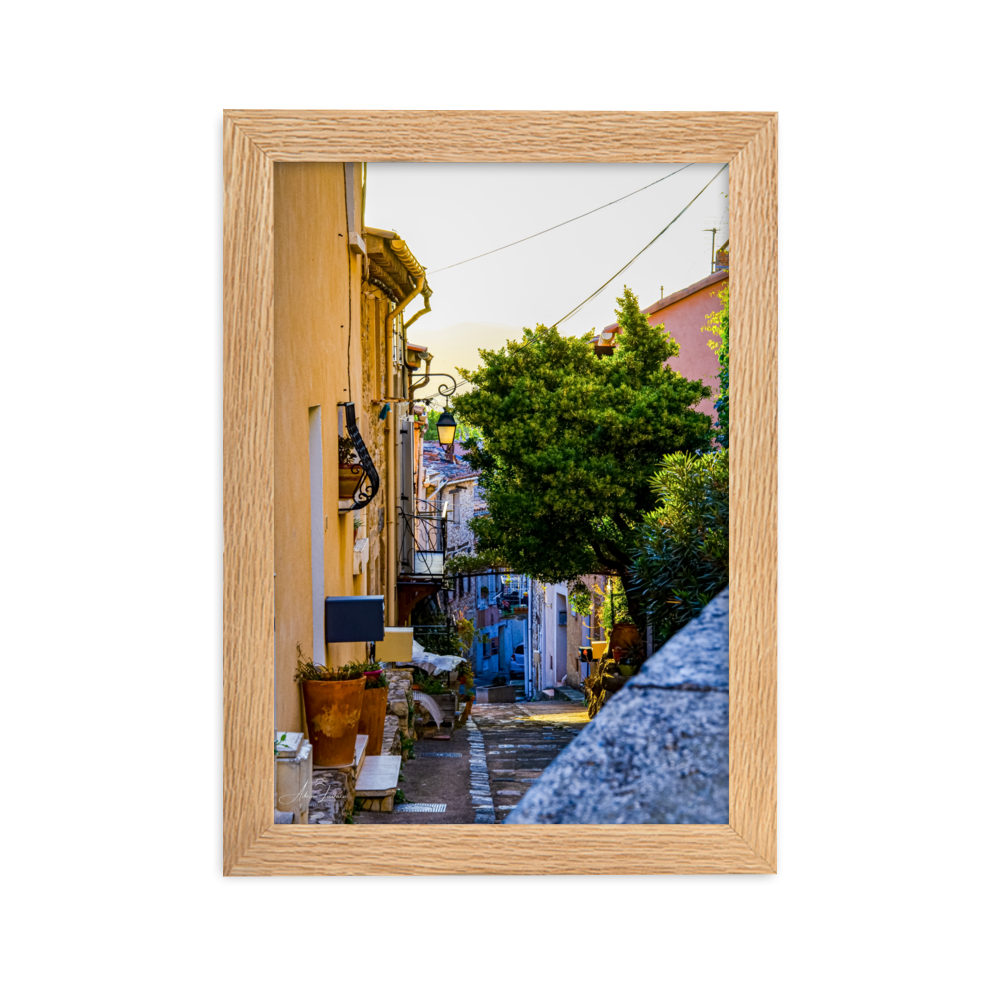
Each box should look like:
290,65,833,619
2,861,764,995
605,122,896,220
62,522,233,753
270,161,735,832
354,701,588,824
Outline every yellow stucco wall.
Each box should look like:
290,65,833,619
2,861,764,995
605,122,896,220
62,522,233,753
273,162,369,732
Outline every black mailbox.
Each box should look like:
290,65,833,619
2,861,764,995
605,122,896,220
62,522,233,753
324,595,385,643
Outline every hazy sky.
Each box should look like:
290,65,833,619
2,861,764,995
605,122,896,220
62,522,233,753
365,161,728,390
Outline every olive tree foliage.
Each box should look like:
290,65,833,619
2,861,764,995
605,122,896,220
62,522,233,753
450,286,713,621
629,448,729,642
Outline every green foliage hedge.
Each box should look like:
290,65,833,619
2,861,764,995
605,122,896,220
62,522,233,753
629,448,729,642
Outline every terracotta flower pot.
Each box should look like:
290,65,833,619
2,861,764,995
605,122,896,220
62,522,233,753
357,686,388,756
339,463,363,500
608,623,641,651
301,677,365,766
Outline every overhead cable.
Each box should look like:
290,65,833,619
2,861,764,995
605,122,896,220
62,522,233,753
422,164,728,400
549,163,729,329
428,164,693,274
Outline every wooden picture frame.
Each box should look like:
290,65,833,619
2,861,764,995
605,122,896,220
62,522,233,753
224,110,777,875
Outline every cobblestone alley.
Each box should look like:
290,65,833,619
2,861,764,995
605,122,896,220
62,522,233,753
354,701,588,824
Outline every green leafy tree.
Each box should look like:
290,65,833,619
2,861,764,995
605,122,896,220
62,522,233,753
705,284,729,447
450,286,713,622
598,576,633,630
568,581,595,617
629,448,729,642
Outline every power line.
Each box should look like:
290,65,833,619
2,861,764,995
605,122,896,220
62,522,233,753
550,163,728,329
427,164,693,274
424,164,728,401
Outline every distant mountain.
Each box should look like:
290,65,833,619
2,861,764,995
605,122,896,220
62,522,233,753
408,321,523,397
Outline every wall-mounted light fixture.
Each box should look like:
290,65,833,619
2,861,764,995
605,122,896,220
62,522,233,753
412,372,458,404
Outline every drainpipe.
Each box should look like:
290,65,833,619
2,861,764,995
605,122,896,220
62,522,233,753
385,275,424,627
410,352,433,395
404,288,432,329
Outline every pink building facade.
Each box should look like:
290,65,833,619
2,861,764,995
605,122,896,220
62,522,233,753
600,268,728,420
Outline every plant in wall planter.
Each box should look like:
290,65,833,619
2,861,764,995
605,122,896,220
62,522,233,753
295,645,366,767
339,434,363,500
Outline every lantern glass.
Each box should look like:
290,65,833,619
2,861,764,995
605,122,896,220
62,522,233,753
436,410,457,446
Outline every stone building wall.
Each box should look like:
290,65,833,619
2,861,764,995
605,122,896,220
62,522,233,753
445,480,477,554
360,282,392,598
386,667,415,744
530,578,545,692
564,604,585,689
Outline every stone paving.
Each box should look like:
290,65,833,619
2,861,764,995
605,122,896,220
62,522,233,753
470,702,588,822
349,700,588,824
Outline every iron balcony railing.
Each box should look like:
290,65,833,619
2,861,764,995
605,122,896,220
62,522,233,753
398,497,450,580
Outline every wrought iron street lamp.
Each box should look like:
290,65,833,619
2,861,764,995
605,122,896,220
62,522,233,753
436,409,457,446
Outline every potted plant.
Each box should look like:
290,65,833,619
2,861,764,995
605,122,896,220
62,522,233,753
339,435,363,500
353,514,362,542
357,666,389,756
608,621,641,651
295,644,366,766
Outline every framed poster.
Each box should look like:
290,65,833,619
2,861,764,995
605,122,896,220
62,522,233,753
224,110,776,875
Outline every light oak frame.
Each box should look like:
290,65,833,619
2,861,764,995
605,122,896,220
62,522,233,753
224,111,777,875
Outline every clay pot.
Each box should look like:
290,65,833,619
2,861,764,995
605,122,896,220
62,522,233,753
608,623,641,651
301,677,365,766
339,463,363,500
357,685,388,757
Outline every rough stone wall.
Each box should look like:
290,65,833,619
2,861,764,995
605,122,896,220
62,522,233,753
507,588,729,825
381,714,401,755
530,579,545,690
361,282,391,596
564,606,584,689
445,481,477,554
308,770,353,824
386,667,414,741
